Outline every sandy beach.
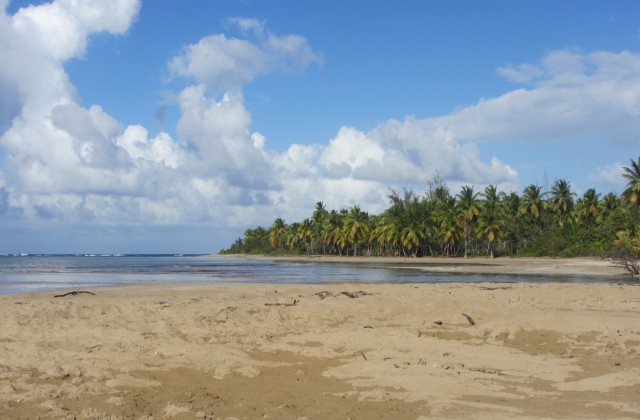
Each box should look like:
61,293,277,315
1,257,639,419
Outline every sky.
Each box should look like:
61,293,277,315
1,0,639,254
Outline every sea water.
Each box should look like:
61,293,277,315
0,254,618,295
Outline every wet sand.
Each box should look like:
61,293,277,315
0,258,639,418
239,254,625,278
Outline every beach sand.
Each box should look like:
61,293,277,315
0,257,639,419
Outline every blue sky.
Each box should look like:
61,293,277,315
1,0,639,253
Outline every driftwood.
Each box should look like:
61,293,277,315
54,291,95,298
341,291,373,298
314,291,377,300
314,291,333,300
264,299,298,307
610,257,640,280
462,313,475,326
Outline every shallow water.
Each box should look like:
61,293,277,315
0,254,616,295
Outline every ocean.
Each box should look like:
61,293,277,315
0,254,615,295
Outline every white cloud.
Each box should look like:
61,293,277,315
449,50,640,144
51,104,124,167
590,162,626,192
10,0,138,60
175,85,276,190
541,50,587,82
0,0,140,127
117,125,184,169
168,35,265,93
228,17,266,37
320,127,387,179
497,63,543,84
0,1,142,199
168,18,323,94
0,7,314,230
259,118,519,224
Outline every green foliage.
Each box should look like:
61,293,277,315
517,226,568,257
219,226,271,254
221,158,640,259
622,156,640,206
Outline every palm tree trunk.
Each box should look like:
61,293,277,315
463,219,469,258
464,236,468,258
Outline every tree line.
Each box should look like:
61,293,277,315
220,157,640,259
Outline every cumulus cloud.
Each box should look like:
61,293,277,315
0,3,321,231
0,0,140,128
10,0,139,58
261,117,519,223
488,50,640,143
117,125,183,169
168,17,323,94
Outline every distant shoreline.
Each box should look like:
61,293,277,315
211,254,626,278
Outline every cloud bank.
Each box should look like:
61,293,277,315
0,1,638,251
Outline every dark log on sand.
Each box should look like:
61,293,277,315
54,291,95,298
462,313,476,326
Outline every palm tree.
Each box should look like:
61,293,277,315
342,205,370,256
388,220,404,256
601,192,620,214
548,179,576,227
312,201,328,222
243,226,269,252
456,185,480,258
598,192,621,226
286,223,300,251
438,214,462,256
417,198,437,256
431,186,451,207
312,201,328,253
324,210,344,255
297,219,314,255
371,213,398,256
502,192,521,255
622,156,640,206
476,206,504,258
369,217,384,255
436,197,462,256
401,222,425,257
614,227,640,257
576,188,600,223
519,184,546,220
482,185,503,207
269,218,288,251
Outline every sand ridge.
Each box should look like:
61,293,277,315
0,278,639,418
